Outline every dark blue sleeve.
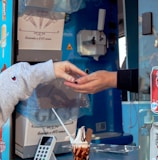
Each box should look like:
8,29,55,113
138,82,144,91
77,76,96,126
117,69,138,93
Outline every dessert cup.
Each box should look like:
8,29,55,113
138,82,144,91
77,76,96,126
72,143,90,160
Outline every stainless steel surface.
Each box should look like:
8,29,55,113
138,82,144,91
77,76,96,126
15,143,139,160
56,150,138,160
57,143,139,160
90,144,139,154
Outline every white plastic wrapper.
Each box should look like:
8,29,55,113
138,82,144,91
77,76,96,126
53,0,86,14
25,0,54,10
18,0,86,15
16,78,91,127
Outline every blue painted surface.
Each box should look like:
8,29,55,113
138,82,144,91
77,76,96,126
0,0,14,159
124,0,138,69
122,101,151,146
0,0,13,67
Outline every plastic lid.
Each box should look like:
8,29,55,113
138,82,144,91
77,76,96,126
144,111,153,124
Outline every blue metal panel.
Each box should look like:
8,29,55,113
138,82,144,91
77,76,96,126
124,0,138,69
62,0,124,138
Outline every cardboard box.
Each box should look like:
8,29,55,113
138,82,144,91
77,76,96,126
18,11,65,51
15,112,77,159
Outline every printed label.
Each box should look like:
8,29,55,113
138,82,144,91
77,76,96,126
151,67,158,114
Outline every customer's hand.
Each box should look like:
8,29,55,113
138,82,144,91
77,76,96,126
54,61,87,82
64,70,117,94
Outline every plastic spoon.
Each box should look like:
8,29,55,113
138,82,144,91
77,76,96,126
51,108,74,143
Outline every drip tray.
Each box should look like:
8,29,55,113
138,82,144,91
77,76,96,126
90,143,139,154
62,143,139,154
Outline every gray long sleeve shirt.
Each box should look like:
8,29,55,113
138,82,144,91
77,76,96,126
0,60,56,127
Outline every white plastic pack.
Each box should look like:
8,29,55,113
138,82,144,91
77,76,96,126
25,0,54,10
53,0,86,14
18,0,86,15
16,78,91,127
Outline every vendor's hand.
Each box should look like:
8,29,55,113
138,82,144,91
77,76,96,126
54,61,87,82
64,70,117,94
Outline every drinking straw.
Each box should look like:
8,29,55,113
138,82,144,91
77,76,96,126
51,108,74,143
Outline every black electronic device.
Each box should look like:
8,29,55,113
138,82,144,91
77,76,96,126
142,12,153,35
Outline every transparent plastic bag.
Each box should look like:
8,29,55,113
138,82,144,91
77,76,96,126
53,0,86,14
16,79,91,127
18,0,54,16
25,0,54,10
18,0,86,15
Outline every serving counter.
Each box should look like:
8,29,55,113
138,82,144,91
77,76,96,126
57,150,138,160
15,150,138,160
